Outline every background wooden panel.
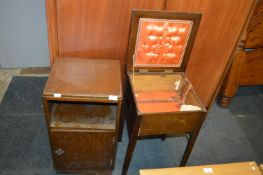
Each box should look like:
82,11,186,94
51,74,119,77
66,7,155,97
55,0,165,73
46,0,256,108
166,0,255,107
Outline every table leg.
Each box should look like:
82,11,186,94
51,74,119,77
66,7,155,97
219,50,246,108
219,95,232,108
122,117,141,175
179,131,199,166
161,135,166,141
118,79,129,142
118,100,126,142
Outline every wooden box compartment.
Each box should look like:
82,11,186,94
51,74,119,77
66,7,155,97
126,72,206,137
50,101,117,130
121,10,207,174
125,11,207,136
45,100,119,172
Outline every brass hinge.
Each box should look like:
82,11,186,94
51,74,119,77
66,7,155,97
164,69,173,73
139,69,148,73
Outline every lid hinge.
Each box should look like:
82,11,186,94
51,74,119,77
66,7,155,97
164,69,173,73
139,69,148,73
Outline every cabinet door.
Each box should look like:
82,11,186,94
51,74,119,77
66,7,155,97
50,131,116,172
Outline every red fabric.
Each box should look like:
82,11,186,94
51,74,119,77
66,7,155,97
134,19,192,67
137,101,180,113
135,91,181,113
135,91,178,101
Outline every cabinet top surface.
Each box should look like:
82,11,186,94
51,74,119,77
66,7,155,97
44,57,122,100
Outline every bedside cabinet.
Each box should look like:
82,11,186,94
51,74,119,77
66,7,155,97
43,57,122,173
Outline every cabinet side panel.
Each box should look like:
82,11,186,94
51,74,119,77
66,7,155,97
46,0,59,65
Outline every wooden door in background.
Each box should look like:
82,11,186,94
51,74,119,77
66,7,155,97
165,0,256,107
46,0,165,73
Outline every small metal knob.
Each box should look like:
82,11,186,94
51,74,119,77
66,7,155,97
54,148,64,155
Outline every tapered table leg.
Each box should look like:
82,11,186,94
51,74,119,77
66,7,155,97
122,117,141,175
118,79,129,142
179,131,199,166
118,101,126,141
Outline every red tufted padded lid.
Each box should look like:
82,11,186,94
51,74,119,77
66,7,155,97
134,18,192,67
126,10,201,72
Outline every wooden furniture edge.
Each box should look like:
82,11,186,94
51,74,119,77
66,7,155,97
139,161,262,175
208,0,258,110
46,0,59,65
218,0,262,108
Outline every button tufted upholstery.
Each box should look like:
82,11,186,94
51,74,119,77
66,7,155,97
134,19,192,67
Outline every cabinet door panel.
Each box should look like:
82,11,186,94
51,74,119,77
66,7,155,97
166,0,256,107
50,131,115,171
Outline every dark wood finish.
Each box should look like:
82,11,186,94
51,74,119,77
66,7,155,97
122,115,142,175
246,1,263,49
219,96,232,108
44,57,122,100
50,102,117,130
139,112,205,136
219,0,263,107
122,11,207,174
166,0,256,108
50,131,115,171
122,73,206,175
43,58,122,173
121,78,142,175
126,10,202,73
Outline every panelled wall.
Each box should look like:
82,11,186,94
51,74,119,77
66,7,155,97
46,0,256,108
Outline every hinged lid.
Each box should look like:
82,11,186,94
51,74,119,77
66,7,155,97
126,10,201,72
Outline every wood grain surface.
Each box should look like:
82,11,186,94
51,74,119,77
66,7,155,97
52,0,165,72
246,0,263,48
44,57,122,100
50,131,116,171
166,0,256,107
140,161,262,175
46,0,256,108
219,0,263,107
239,48,263,85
